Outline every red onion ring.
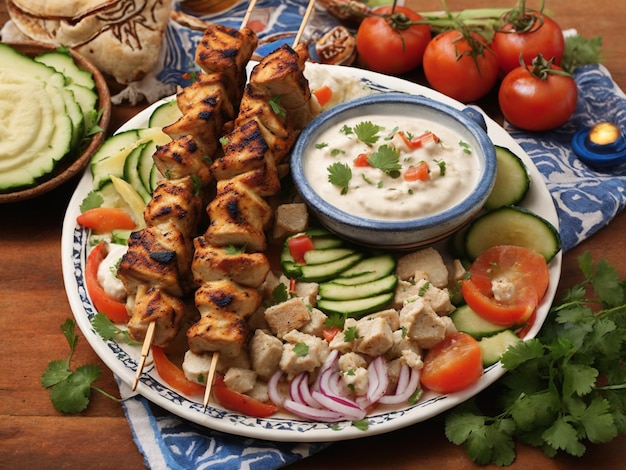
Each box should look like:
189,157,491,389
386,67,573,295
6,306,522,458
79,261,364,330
268,369,285,406
283,398,345,422
378,365,421,405
366,356,388,403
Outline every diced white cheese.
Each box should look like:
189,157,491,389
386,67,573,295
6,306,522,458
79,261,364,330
492,278,515,303
96,243,127,301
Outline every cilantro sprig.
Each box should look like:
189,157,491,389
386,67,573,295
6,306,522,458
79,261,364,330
445,252,626,465
327,162,352,194
42,319,121,413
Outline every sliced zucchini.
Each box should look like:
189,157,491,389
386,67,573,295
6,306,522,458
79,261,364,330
319,273,398,301
148,99,182,128
317,292,395,318
332,254,396,285
485,146,531,210
450,304,510,339
478,329,522,366
464,206,561,262
35,50,95,90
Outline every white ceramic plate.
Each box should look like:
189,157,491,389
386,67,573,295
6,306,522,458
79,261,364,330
61,64,561,442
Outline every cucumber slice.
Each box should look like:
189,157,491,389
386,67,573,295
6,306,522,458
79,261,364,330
35,50,95,90
123,142,151,203
484,146,531,210
148,99,182,128
332,254,396,285
303,247,357,265
450,304,510,339
111,229,133,245
298,253,363,282
138,140,160,193
317,292,395,318
464,206,561,262
149,164,164,192
319,273,398,301
478,329,522,366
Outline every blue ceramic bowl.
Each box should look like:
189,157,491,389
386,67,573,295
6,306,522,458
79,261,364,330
290,93,497,250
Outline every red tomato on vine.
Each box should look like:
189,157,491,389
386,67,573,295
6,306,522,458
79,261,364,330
498,54,577,131
356,5,431,75
492,10,565,75
422,30,499,103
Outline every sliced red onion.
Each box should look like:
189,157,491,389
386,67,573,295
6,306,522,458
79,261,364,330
296,372,322,409
366,356,388,403
311,390,367,421
268,369,284,406
378,365,421,405
282,398,345,422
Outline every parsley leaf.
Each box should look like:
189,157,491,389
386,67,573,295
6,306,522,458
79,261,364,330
293,342,309,356
354,121,384,145
368,145,401,177
91,313,139,345
327,162,352,194
42,319,120,414
80,190,103,212
445,252,626,464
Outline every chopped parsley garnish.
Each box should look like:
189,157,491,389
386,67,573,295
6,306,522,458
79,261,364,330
293,342,309,356
80,190,104,212
327,162,352,194
269,95,286,117
315,142,328,149
459,140,472,154
330,148,345,157
435,159,446,176
344,326,359,342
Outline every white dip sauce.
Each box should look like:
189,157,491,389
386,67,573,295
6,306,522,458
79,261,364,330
97,242,128,301
303,113,480,221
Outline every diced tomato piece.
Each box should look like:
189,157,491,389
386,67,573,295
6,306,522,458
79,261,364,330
151,346,206,397
398,131,440,150
420,332,483,394
403,161,430,181
322,326,342,343
85,242,129,323
212,375,277,418
313,85,333,107
77,207,136,232
353,153,371,167
462,245,549,327
288,234,315,264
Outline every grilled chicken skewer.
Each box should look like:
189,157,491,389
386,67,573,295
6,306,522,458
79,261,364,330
117,23,259,391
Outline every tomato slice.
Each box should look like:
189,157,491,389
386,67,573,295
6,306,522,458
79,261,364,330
420,332,483,394
288,234,315,264
151,346,206,397
403,161,430,182
212,375,277,418
77,207,136,233
462,245,549,327
85,242,129,323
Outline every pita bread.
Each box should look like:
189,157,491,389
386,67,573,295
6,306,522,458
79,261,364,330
11,0,119,18
7,0,172,84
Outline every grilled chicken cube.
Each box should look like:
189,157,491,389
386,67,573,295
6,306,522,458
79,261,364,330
187,310,248,358
195,24,258,105
152,136,212,187
127,285,186,347
264,297,311,339
195,279,262,320
249,329,283,380
223,367,257,394
204,179,272,252
191,236,270,288
117,222,193,297
143,176,202,236
175,72,234,121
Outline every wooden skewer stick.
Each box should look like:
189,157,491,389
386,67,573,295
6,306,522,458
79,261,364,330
132,320,156,391
203,352,220,408
241,0,259,30
293,0,316,47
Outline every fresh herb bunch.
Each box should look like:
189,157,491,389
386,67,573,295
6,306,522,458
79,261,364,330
445,251,626,465
41,318,121,413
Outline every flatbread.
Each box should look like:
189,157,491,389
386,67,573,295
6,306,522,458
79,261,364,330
7,0,172,84
11,0,118,18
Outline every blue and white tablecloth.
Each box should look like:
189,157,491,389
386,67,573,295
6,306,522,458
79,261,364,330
118,2,626,468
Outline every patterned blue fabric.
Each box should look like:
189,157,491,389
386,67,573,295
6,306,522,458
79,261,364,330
120,2,626,466
504,64,626,251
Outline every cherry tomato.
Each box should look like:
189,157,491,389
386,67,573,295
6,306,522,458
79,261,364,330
85,242,129,323
492,11,565,75
151,346,206,397
212,375,277,418
77,207,136,233
420,332,483,394
356,6,431,75
498,55,577,131
462,245,550,327
288,234,315,264
422,30,499,103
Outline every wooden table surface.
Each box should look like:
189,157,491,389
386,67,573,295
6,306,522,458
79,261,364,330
1,1,624,468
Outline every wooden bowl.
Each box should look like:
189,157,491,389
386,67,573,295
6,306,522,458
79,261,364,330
0,41,111,204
